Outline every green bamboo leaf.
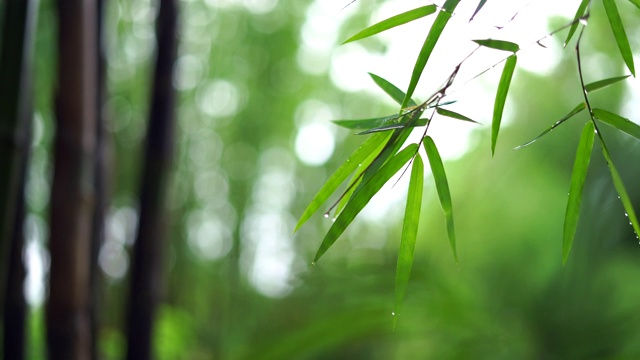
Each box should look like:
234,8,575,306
295,131,392,232
342,5,438,44
333,113,405,130
314,144,418,261
491,55,517,155
394,154,423,325
599,136,640,240
564,0,590,47
603,0,636,76
369,73,417,107
473,39,520,53
628,0,640,10
356,118,429,135
470,0,488,21
563,121,595,264
436,107,480,124
423,137,457,264
401,0,461,109
514,102,586,150
593,108,640,140
585,75,630,93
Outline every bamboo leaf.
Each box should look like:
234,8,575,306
563,121,595,264
585,75,630,93
593,108,640,140
402,0,461,109
564,0,590,47
603,0,636,76
394,154,423,325
436,107,480,124
343,5,438,44
356,118,429,135
514,102,586,150
424,137,457,264
600,136,640,240
314,144,418,261
470,0,488,21
473,39,520,53
295,131,392,232
491,55,517,155
628,0,640,10
333,113,405,130
369,73,417,107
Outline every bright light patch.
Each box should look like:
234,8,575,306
294,122,335,166
196,79,241,118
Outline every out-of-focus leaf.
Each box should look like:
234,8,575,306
628,0,640,10
514,102,586,150
470,0,488,21
343,5,438,44
564,0,590,47
295,132,392,232
436,107,480,124
603,0,635,76
491,55,517,155
369,73,417,107
394,154,423,326
585,75,630,93
600,136,640,241
563,121,595,264
593,108,640,140
473,39,520,53
333,113,406,130
401,0,461,108
356,118,428,134
424,137,457,264
314,144,418,261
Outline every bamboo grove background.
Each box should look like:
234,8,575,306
1,0,640,358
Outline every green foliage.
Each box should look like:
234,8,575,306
491,55,517,155
603,0,635,76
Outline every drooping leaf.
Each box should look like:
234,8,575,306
491,55,517,155
314,144,418,261
436,107,480,124
356,118,429,134
603,0,636,76
343,5,438,44
593,108,640,140
599,135,640,240
295,131,392,232
564,0,590,47
401,0,462,109
424,137,457,264
585,75,630,93
394,154,423,325
470,0,488,21
473,39,520,53
369,73,417,107
563,121,595,264
514,102,586,150
333,113,406,130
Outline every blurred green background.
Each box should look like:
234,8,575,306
22,0,640,358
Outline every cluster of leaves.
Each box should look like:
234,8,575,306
295,0,640,322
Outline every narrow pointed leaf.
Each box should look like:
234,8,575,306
333,113,405,130
314,144,418,261
401,0,462,109
369,73,417,107
295,131,392,232
436,107,480,124
343,5,438,44
424,137,457,264
563,121,595,264
599,136,640,239
603,0,635,76
394,154,423,324
514,102,586,149
473,39,520,53
593,108,640,140
564,0,590,47
356,118,429,134
470,0,488,21
628,0,640,10
491,55,517,155
585,75,630,93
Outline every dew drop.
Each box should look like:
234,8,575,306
391,312,396,316
310,261,316,266
323,213,330,219
625,213,629,217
